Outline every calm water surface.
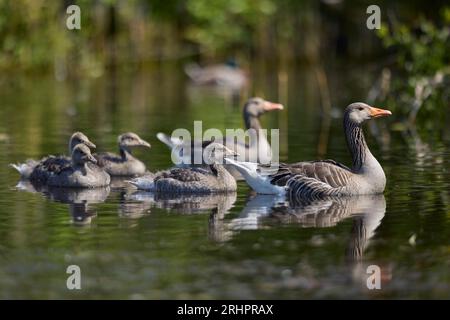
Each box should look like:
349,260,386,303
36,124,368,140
0,63,449,299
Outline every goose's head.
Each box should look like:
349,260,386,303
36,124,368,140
203,142,238,164
72,144,97,166
345,102,392,125
243,97,284,118
69,132,96,154
118,132,151,152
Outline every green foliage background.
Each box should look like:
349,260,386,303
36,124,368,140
0,0,448,129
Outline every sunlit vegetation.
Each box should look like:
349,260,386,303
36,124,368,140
377,7,450,131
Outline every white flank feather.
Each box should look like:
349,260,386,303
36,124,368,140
9,161,37,179
128,176,156,191
156,132,184,149
224,158,285,195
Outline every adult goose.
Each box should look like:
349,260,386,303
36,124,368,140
31,144,110,188
184,61,248,89
129,143,237,193
225,103,392,198
94,132,151,177
157,97,283,169
11,132,96,179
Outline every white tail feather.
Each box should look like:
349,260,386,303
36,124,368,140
156,132,184,149
128,176,155,191
10,161,36,179
184,63,202,81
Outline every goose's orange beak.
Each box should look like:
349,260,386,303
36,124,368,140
370,107,392,118
263,101,284,111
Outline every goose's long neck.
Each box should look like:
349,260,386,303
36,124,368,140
210,163,225,176
244,114,271,152
69,140,76,155
244,114,262,131
120,147,132,160
73,161,88,174
210,163,233,181
344,115,370,172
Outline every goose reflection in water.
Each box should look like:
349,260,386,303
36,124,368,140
119,190,152,218
210,192,388,284
15,180,110,226
236,194,385,256
127,190,237,241
270,194,385,232
208,193,283,242
280,196,388,268
127,190,237,216
112,190,153,228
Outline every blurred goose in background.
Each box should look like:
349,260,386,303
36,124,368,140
95,132,151,177
157,97,283,176
225,103,392,198
184,60,248,89
29,144,110,188
129,143,237,193
11,131,96,179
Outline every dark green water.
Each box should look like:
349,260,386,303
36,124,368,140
0,63,449,299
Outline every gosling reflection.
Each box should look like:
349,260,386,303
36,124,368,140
16,180,110,225
119,190,151,218
209,193,286,242
110,176,135,190
115,190,153,228
128,191,237,215
69,202,97,226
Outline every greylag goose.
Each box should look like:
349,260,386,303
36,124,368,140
225,103,392,197
157,97,283,169
184,61,248,89
129,143,237,193
31,144,110,188
94,132,151,176
11,132,96,179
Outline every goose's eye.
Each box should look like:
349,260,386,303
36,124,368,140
358,107,364,111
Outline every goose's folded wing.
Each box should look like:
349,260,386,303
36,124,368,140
156,167,209,182
38,156,71,174
270,160,353,188
287,175,344,199
29,156,72,183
